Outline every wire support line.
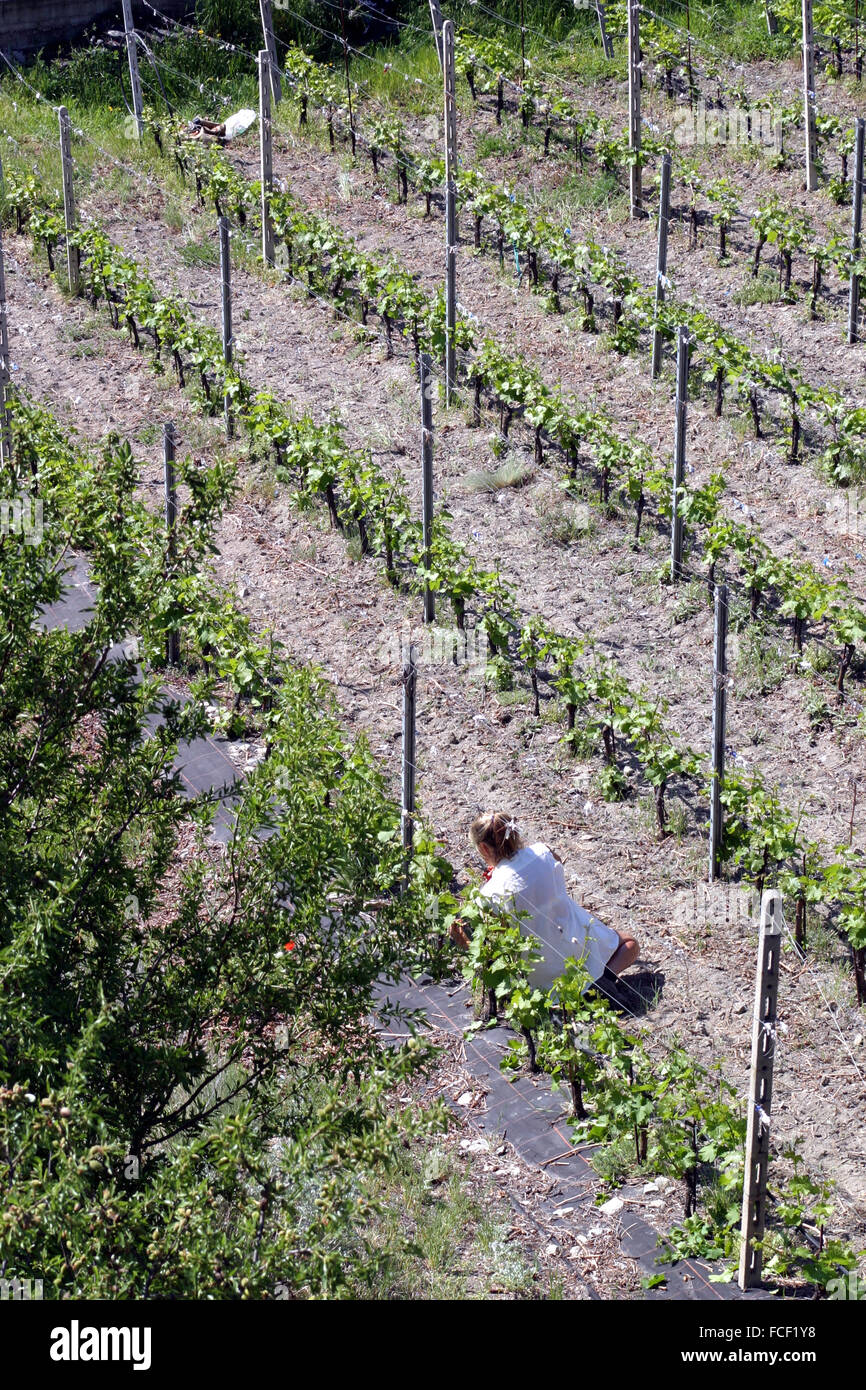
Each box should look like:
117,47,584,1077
264,0,445,97
139,0,383,108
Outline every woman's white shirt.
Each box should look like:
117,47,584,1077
478,842,619,991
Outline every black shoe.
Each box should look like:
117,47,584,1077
595,970,630,1011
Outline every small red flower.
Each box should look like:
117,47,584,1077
284,941,295,952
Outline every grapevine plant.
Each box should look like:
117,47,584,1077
450,894,862,1291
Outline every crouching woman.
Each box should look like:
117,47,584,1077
454,812,639,994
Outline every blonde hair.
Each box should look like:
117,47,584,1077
469,812,524,864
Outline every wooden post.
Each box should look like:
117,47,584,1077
0,223,12,468
708,583,728,882
651,152,671,380
259,51,274,268
848,118,864,344
685,0,694,103
121,0,144,140
338,0,356,157
258,0,282,104
443,19,458,405
596,2,614,60
420,353,435,624
164,422,180,667
58,107,80,295
738,890,782,1291
670,326,689,582
802,0,818,192
219,217,233,439
429,0,445,69
519,0,526,86
401,643,417,866
627,0,642,217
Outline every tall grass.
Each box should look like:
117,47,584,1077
15,30,255,113
399,0,789,62
0,0,796,131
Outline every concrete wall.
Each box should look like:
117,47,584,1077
0,1,194,56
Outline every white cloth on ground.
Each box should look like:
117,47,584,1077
223,108,257,140
479,842,620,992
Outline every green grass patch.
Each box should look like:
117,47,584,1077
590,1132,636,1186
180,235,219,268
533,490,593,545
477,127,523,161
355,1140,546,1299
733,622,787,698
549,168,624,215
672,578,706,625
465,456,534,491
734,267,782,307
